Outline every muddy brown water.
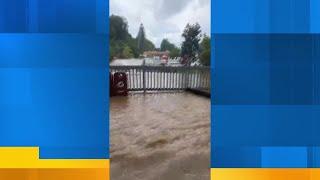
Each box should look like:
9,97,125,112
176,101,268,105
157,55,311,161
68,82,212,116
110,92,210,180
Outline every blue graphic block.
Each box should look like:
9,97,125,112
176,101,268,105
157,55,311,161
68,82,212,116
261,147,308,168
0,0,109,159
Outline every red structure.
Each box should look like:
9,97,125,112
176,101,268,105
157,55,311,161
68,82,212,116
111,72,128,96
110,72,115,96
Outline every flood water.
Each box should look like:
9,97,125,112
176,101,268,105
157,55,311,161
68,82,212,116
110,92,210,180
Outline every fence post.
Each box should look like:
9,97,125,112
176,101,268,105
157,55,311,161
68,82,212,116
187,66,191,88
142,59,146,93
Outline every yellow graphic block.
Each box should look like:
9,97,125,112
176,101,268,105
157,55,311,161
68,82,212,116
0,147,109,180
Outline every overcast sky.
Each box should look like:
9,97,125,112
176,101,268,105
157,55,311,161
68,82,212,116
110,0,211,48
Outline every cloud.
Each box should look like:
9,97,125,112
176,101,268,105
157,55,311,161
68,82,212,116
154,0,192,20
110,0,210,47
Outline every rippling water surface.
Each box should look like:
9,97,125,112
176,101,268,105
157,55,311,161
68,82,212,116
110,92,210,180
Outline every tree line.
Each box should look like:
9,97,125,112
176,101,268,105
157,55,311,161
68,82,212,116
110,15,155,59
110,15,210,66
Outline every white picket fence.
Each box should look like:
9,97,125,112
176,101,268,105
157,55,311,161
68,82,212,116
110,65,210,92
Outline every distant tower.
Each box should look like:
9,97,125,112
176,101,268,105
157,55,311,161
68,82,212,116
136,23,145,54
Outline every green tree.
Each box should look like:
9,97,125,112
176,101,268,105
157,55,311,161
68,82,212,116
170,47,181,57
160,39,181,57
110,15,130,42
127,38,139,58
109,15,131,60
199,35,211,66
122,45,134,58
181,23,202,65
144,39,156,51
109,15,156,60
136,24,145,54
160,39,175,51
135,24,156,56
110,40,124,60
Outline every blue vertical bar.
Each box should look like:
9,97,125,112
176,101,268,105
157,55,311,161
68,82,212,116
96,0,107,34
27,0,38,32
311,0,320,32
0,2,4,32
212,0,320,168
0,0,109,159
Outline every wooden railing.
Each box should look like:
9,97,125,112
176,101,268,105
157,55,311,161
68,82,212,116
110,65,210,92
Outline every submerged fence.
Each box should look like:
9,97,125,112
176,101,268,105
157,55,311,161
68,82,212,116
110,65,210,92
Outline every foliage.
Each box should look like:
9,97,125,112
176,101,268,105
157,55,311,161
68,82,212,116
109,15,207,62
136,24,145,54
199,35,211,66
122,45,134,58
160,39,181,57
145,39,156,52
181,23,202,65
160,39,175,51
110,15,129,41
109,15,155,60
170,47,181,57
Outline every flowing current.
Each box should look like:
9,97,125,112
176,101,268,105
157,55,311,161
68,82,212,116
110,93,210,180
